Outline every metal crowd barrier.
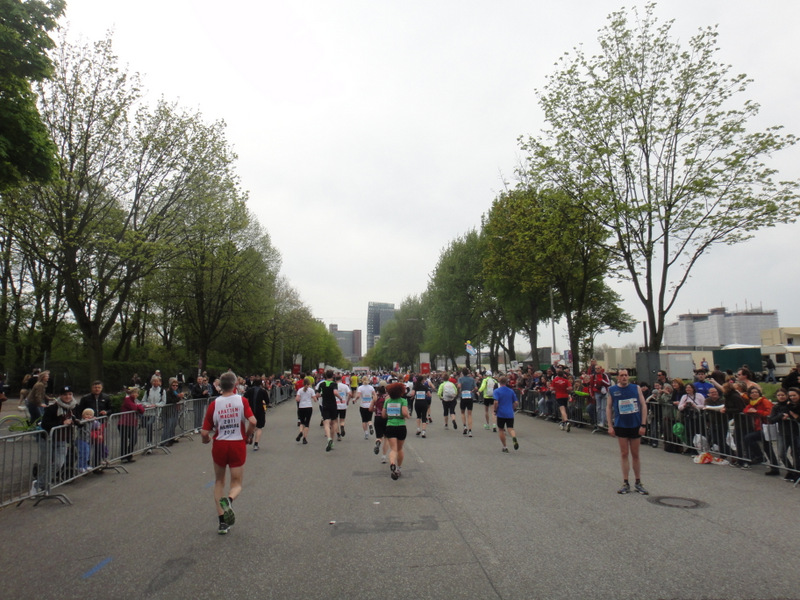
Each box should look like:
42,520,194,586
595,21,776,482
270,384,295,406
0,428,48,508
519,388,799,483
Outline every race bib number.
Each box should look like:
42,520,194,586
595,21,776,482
462,390,472,399
618,398,638,415
415,391,426,400
385,401,402,417
362,393,372,402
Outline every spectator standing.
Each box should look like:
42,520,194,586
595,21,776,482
607,370,649,495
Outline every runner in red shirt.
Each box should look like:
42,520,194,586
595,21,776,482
201,371,257,534
551,365,573,432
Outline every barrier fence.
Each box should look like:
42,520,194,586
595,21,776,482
517,389,799,484
0,385,296,509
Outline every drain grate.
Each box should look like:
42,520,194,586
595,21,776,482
647,496,707,509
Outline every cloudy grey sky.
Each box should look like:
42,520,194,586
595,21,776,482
61,1,800,354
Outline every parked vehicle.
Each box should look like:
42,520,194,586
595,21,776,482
761,345,800,381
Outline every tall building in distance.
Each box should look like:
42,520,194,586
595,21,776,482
329,324,363,364
663,306,778,346
367,301,396,350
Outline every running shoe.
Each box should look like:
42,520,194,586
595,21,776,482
381,455,387,463
369,423,374,435
416,429,421,436
634,482,649,495
390,464,399,480
452,421,457,430
513,437,519,450
340,427,346,437
492,425,497,432
302,438,308,445
326,439,333,452
218,521,231,535
501,447,509,453
421,431,426,438
468,430,473,438
373,440,381,455
364,432,369,440
219,497,235,525
463,428,468,436
336,433,341,441
253,443,259,451
617,482,630,495
428,417,433,424
559,422,565,431
740,462,751,470
566,422,571,433
296,432,303,442
484,424,490,430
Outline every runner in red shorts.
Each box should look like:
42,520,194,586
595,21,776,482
201,371,257,534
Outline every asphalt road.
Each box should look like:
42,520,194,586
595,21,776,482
1,397,797,600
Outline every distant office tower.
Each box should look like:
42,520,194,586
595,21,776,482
329,324,363,363
367,302,395,350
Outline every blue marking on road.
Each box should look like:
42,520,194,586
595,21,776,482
81,557,112,579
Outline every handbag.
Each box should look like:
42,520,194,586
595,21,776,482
762,423,779,442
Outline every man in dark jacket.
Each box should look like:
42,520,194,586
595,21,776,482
77,380,112,417
244,378,268,450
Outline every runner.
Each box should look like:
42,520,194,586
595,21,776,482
370,381,389,462
478,371,498,432
357,378,377,439
200,371,257,534
552,365,572,432
315,370,342,452
336,376,351,440
382,382,409,480
606,369,649,495
295,378,316,444
243,377,267,451
456,368,475,436
493,376,519,452
412,375,431,438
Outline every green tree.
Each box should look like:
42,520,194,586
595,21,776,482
523,3,799,351
2,35,241,382
482,188,552,363
0,0,65,188
425,230,484,370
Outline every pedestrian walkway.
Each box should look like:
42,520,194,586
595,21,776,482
1,399,796,599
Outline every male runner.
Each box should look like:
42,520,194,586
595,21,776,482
606,369,649,495
201,371,257,534
456,369,475,437
316,370,342,452
493,376,519,452
478,371,498,432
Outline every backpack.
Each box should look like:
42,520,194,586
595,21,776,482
442,381,457,401
484,377,497,396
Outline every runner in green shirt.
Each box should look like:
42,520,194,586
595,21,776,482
382,382,409,480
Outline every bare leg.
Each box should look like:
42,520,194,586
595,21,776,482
617,437,631,479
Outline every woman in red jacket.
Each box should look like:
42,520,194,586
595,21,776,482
742,387,778,470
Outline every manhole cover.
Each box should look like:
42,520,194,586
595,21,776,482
648,496,707,509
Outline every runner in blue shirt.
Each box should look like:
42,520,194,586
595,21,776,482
492,376,519,453
606,369,649,495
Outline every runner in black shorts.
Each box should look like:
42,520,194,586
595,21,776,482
316,370,342,452
607,369,649,495
383,382,409,480
370,382,389,462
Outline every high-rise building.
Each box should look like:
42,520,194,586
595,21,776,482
663,306,778,346
329,324,363,363
366,301,395,350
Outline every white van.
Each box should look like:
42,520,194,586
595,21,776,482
761,345,800,380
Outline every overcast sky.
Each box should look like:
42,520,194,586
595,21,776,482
60,0,800,355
